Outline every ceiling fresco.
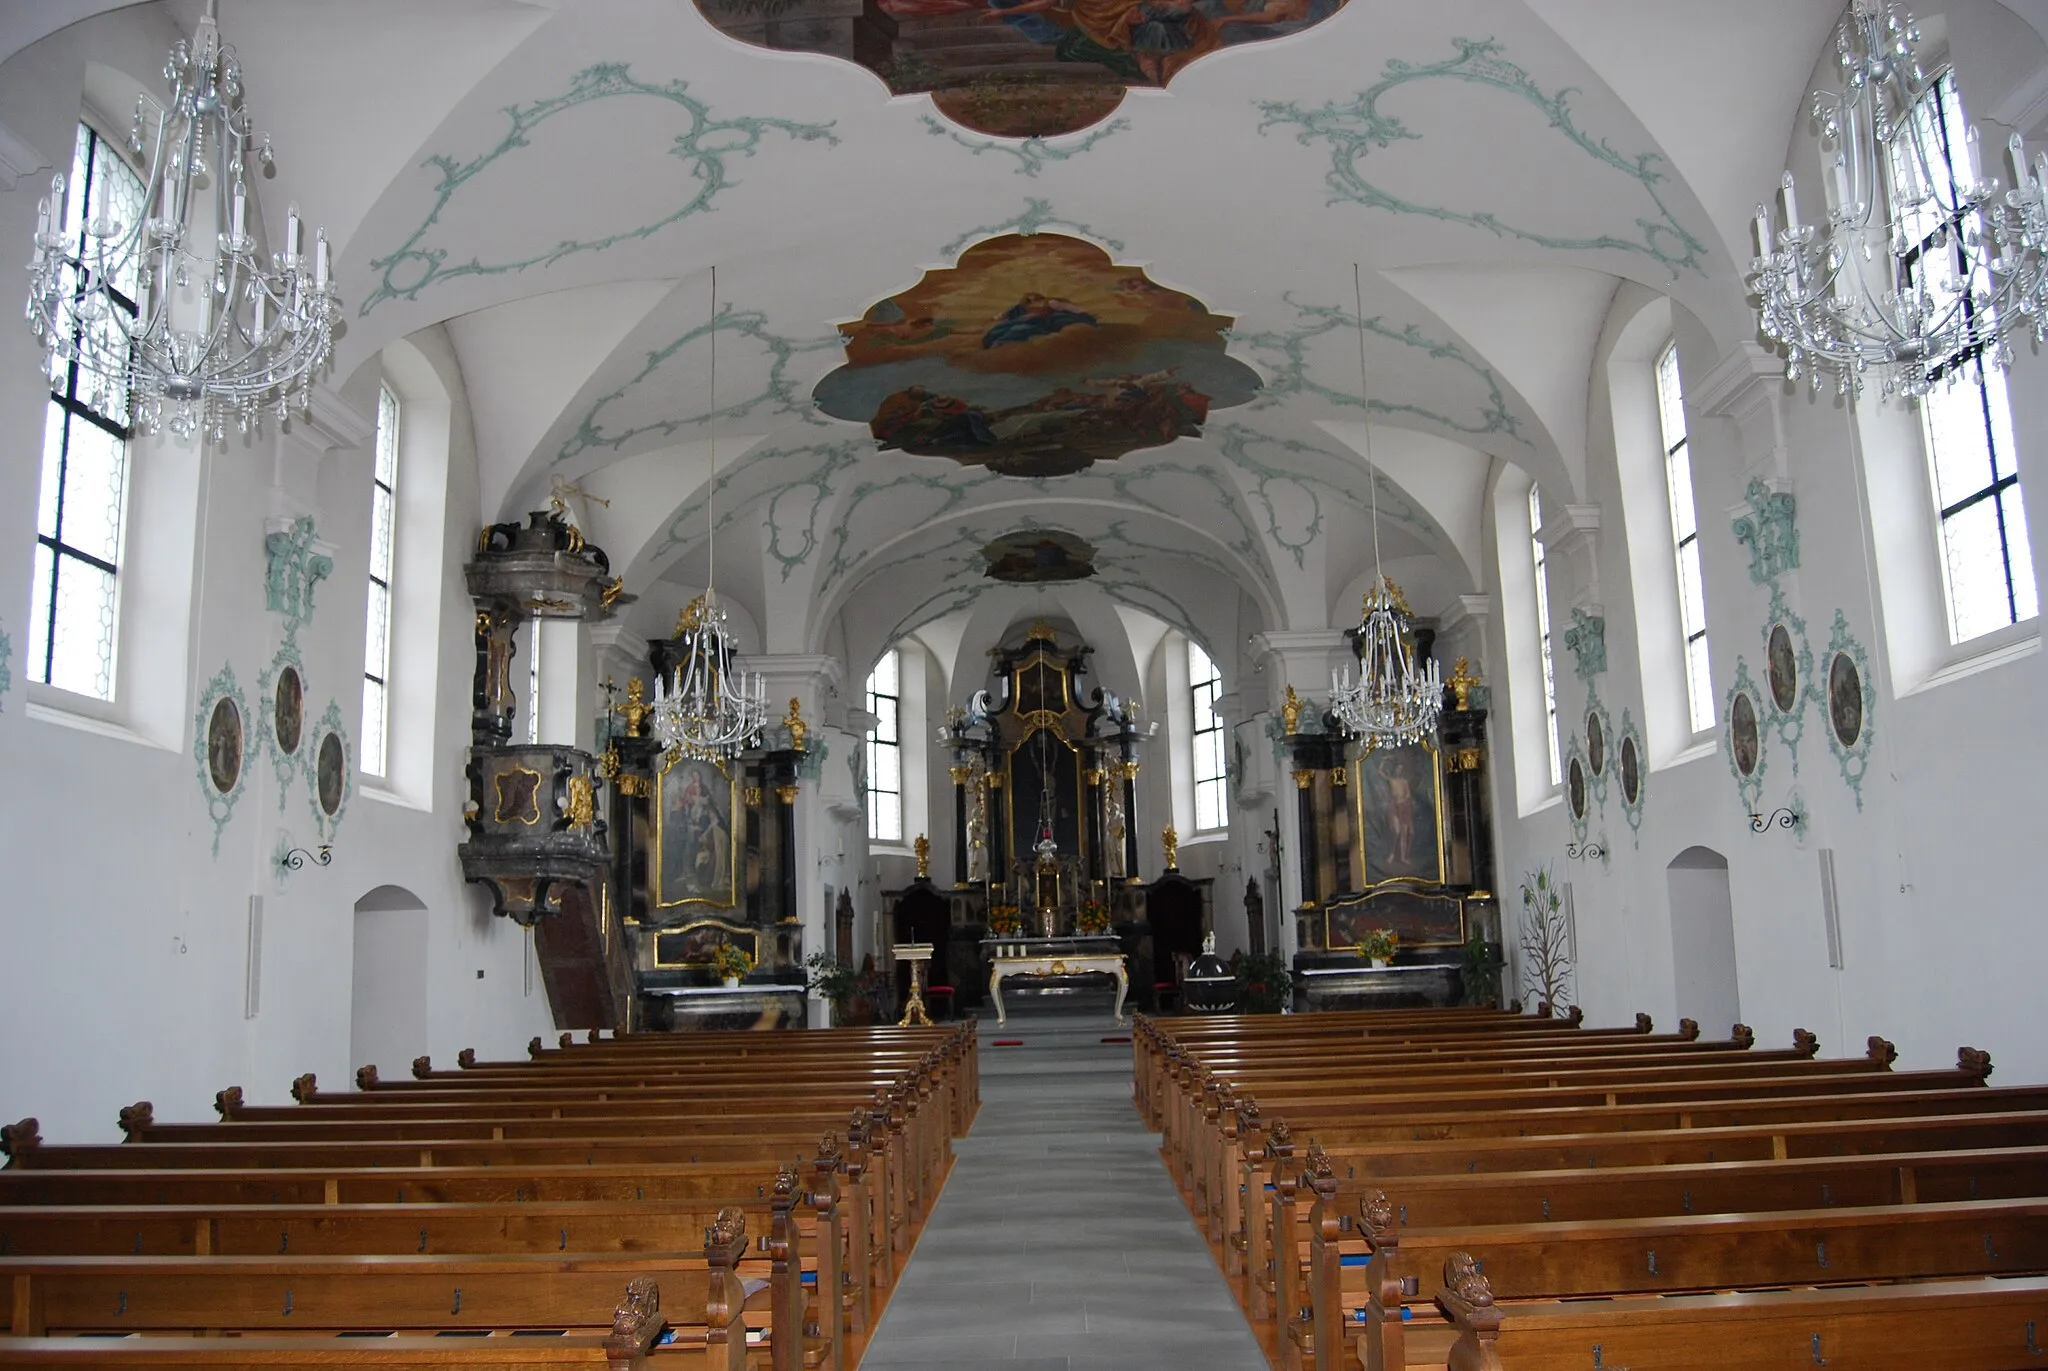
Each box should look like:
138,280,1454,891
812,233,1262,477
982,528,1100,583
691,0,1348,138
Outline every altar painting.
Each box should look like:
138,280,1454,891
813,234,1260,477
1354,742,1445,888
690,0,1348,138
655,755,739,909
1008,725,1085,861
1327,889,1465,949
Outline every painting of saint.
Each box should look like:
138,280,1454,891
983,529,1098,584
1767,624,1798,713
657,758,738,908
1586,712,1606,776
273,666,303,755
1567,757,1587,820
1359,745,1442,887
207,698,243,794
1619,735,1641,806
1730,692,1760,777
317,732,347,816
1828,652,1864,748
815,234,1261,477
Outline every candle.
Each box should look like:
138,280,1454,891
2010,133,2031,192
1780,171,1800,234
1964,124,1983,187
229,189,244,241
285,203,300,256
1754,205,1772,258
313,233,329,289
1832,154,1851,213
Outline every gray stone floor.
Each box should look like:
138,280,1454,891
858,1009,1266,1370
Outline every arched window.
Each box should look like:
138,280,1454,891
1656,344,1715,731
1528,486,1562,786
1188,639,1226,832
865,648,901,843
30,122,143,701
360,385,399,773
1894,70,2036,643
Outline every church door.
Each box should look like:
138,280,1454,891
1665,847,1740,1035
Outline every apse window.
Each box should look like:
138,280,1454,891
30,123,144,701
1529,486,1562,786
361,384,399,775
866,649,902,844
1189,640,1226,832
1892,71,2037,643
1656,344,1715,732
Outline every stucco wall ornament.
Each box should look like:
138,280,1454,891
1616,707,1647,844
194,664,252,857
0,616,11,711
306,700,354,845
264,516,333,645
918,115,1130,177
1821,611,1877,811
1724,657,1767,817
1760,584,1814,775
1732,478,1800,586
1563,608,1606,681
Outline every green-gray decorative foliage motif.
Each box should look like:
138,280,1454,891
1210,423,1450,571
194,663,251,857
361,64,838,315
1564,607,1606,680
918,115,1129,177
257,642,307,811
1822,611,1876,810
1237,297,1527,446
554,306,839,468
941,199,1123,258
1733,478,1800,586
264,516,333,646
1257,38,1708,278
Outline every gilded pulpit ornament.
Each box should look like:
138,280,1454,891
1281,685,1304,735
1162,825,1179,871
785,698,808,752
565,775,596,831
615,678,651,739
1448,658,1480,711
914,834,931,880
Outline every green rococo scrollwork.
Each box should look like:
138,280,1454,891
941,198,1124,259
1733,478,1800,586
554,306,839,468
1257,38,1708,279
1209,423,1449,571
360,64,839,316
1564,607,1606,680
194,663,251,857
1236,296,1528,446
918,114,1130,177
264,516,332,647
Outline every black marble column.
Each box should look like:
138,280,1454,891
1294,769,1320,909
988,775,1008,885
1121,762,1141,880
950,765,970,887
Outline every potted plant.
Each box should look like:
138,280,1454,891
1356,928,1399,968
805,952,866,1025
1233,949,1293,1014
1076,899,1112,935
987,904,1024,936
1460,930,1504,1007
713,944,754,987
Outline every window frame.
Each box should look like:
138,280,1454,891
1188,638,1227,834
1656,342,1716,734
360,384,400,776
1893,68,2036,645
1529,485,1562,787
865,648,902,845
31,121,140,703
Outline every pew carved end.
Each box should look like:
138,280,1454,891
213,1086,244,1120
1960,1046,1995,1081
1679,1018,1700,1041
291,1072,318,1104
1,1116,43,1161
1866,1036,1898,1068
117,1101,153,1140
1793,1029,1819,1058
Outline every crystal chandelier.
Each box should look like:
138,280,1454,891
25,1,338,443
1750,0,2048,400
651,267,768,762
1329,265,1443,746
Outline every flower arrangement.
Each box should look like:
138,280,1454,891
712,944,754,980
1356,928,1399,963
1076,900,1112,934
987,904,1024,936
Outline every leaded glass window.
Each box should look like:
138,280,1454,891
1529,486,1562,786
1190,640,1226,832
361,385,399,774
1657,344,1715,731
866,649,901,843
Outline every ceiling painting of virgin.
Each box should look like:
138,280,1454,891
690,0,1349,137
813,233,1261,477
982,528,1099,583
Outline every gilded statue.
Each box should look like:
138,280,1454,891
785,698,808,752
1162,824,1179,871
615,678,651,739
1281,684,1303,735
913,834,931,880
1448,656,1480,711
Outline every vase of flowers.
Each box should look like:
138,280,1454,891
987,904,1024,937
1076,900,1112,935
713,944,754,987
1357,928,1399,969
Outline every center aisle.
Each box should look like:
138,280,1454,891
859,1012,1265,1371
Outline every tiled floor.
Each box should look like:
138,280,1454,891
859,1010,1266,1370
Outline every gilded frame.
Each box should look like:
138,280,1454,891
1323,888,1468,951
651,918,759,969
1348,736,1448,893
653,751,741,910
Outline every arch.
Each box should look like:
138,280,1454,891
350,884,429,1080
1665,846,1739,1038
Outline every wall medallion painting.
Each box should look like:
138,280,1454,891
308,701,353,844
1724,658,1767,815
691,0,1348,138
1729,692,1760,778
1353,743,1445,889
207,696,245,797
983,528,1098,583
1822,609,1877,809
193,664,251,856
814,233,1260,476
1566,755,1587,821
1766,624,1798,714
655,754,740,909
1585,710,1605,776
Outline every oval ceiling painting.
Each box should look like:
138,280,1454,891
692,0,1350,137
983,528,1098,583
814,233,1260,477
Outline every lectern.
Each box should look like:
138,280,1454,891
895,942,934,1027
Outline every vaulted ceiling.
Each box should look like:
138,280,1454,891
25,0,2043,689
